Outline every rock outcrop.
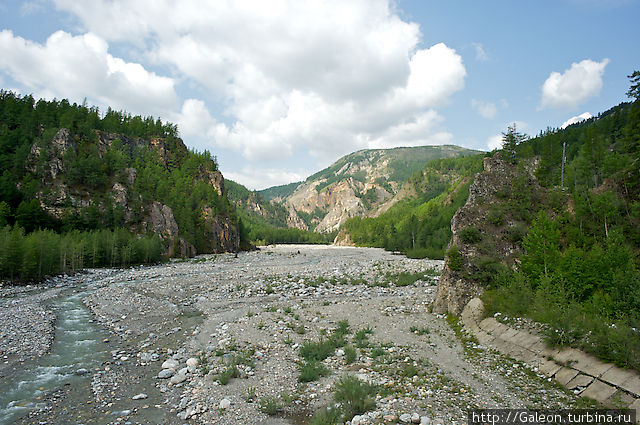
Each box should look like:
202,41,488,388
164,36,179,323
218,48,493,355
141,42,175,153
24,127,239,258
433,153,542,315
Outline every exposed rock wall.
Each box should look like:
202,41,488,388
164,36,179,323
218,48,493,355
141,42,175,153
433,154,539,315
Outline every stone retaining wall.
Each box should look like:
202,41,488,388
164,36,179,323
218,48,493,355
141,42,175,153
461,298,640,411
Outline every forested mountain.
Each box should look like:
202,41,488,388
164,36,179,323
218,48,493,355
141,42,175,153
433,74,640,370
339,154,483,259
260,145,480,233
0,91,240,280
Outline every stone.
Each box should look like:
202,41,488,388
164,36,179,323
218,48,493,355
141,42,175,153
421,417,432,425
400,413,412,423
132,393,148,400
158,369,175,379
162,359,180,370
170,372,187,384
411,413,421,423
219,398,231,409
186,357,199,367
75,368,89,376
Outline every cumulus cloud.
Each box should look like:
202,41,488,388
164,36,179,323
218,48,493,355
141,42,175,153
471,99,497,119
487,134,503,151
0,30,178,116
561,112,592,129
46,0,466,164
541,59,609,109
223,166,307,191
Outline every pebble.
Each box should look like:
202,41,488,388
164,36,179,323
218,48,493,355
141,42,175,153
75,368,89,376
186,357,199,367
132,393,148,400
170,372,187,384
158,369,175,379
162,359,180,370
219,398,231,409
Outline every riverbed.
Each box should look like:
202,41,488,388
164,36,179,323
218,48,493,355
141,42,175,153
1,245,584,425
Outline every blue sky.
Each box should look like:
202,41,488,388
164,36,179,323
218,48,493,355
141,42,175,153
0,1,638,189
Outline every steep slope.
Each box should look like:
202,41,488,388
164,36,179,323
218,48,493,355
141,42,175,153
434,96,640,371
0,91,239,258
339,154,484,258
272,145,481,233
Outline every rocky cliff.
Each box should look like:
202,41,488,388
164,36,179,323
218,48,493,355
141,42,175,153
26,128,238,257
433,153,543,314
275,145,480,233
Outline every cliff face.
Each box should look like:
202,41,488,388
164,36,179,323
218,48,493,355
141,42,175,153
26,128,238,257
279,145,481,232
433,153,542,314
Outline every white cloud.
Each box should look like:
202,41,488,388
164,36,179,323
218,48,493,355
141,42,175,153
223,166,307,191
561,112,592,129
471,99,497,119
472,42,488,61
46,0,466,163
541,59,609,109
0,30,178,116
487,134,503,151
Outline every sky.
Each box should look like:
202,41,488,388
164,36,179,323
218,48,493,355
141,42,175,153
0,1,638,190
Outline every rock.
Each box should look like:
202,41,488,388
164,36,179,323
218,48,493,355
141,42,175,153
132,393,148,400
400,413,412,423
421,417,431,425
219,398,231,409
158,369,175,379
161,359,180,370
170,372,187,384
411,413,421,424
336,349,345,357
75,368,89,376
186,357,199,367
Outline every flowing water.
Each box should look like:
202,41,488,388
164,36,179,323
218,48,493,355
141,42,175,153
0,290,109,424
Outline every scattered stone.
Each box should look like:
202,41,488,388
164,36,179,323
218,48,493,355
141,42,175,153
75,368,89,376
186,357,199,367
158,369,175,379
132,393,148,400
219,398,231,409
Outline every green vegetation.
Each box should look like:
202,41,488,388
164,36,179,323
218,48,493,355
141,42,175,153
306,375,377,425
343,155,483,259
0,90,241,280
482,74,640,371
333,375,377,421
0,226,162,280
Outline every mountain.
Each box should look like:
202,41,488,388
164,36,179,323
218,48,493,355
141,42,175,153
0,91,240,263
261,145,481,233
338,154,484,258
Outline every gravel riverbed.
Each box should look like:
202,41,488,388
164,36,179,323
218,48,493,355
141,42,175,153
2,245,589,425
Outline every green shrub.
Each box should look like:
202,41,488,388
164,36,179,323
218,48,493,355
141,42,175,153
298,360,328,382
217,365,239,385
344,345,357,364
308,406,343,425
354,327,373,348
460,227,483,244
487,207,505,226
258,396,282,415
333,375,376,421
446,245,462,271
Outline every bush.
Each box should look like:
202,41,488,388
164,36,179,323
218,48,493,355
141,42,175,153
459,227,483,244
446,245,462,271
333,375,376,421
258,396,282,415
298,360,329,382
308,406,343,425
344,345,357,364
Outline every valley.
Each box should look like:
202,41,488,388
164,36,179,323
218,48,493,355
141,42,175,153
1,246,589,425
